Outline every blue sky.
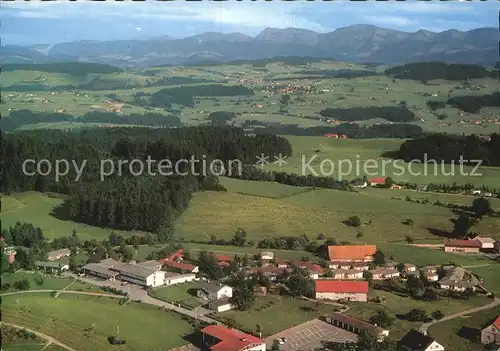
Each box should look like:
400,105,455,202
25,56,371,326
1,0,497,46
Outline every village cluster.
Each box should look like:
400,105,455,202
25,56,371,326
13,236,499,351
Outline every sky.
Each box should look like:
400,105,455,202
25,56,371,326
1,0,498,46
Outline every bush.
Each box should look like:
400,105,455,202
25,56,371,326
107,336,126,345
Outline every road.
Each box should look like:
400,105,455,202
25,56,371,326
63,272,217,324
419,297,500,335
1,322,78,351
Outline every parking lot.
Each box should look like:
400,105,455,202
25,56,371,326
265,318,358,351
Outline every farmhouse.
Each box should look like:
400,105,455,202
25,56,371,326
163,260,199,274
438,266,479,291
404,264,417,272
111,263,166,288
201,325,266,351
276,259,291,268
248,266,291,281
164,273,197,286
350,178,368,189
369,177,387,187
47,248,71,261
444,239,481,254
215,255,233,262
82,263,119,281
369,268,400,280
197,282,233,301
35,261,69,274
260,251,274,260
423,271,439,282
471,236,496,250
325,312,389,340
328,245,377,262
315,280,369,302
480,316,500,346
398,329,444,351
329,261,369,271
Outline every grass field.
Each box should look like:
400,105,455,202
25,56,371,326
346,291,492,341
215,295,338,337
174,188,497,244
1,293,195,351
219,177,313,199
376,244,495,267
428,305,500,351
262,136,500,188
3,345,47,351
1,272,75,292
470,265,500,295
149,281,205,309
1,192,146,240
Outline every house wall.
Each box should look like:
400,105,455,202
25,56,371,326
84,269,116,281
165,274,196,286
445,247,480,254
427,341,445,350
213,303,232,312
246,344,266,351
480,325,500,345
316,292,368,302
216,286,233,300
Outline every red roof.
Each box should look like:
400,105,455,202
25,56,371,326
493,316,500,329
201,325,263,351
164,261,196,271
160,249,183,263
444,239,482,248
217,261,231,267
248,266,291,275
369,177,387,184
328,245,377,261
297,261,325,273
215,255,233,262
315,280,369,294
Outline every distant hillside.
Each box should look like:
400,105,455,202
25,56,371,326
1,62,123,75
1,25,497,68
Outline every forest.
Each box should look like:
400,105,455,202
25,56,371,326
319,106,416,122
397,133,500,166
245,121,424,139
1,62,122,75
147,84,254,108
1,126,292,232
0,110,182,131
385,62,498,81
446,92,500,113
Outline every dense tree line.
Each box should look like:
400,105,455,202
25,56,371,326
148,84,254,108
0,109,182,132
251,122,424,139
319,106,416,122
397,133,500,166
1,62,122,75
385,62,498,81
208,111,237,125
447,92,500,113
2,126,291,232
226,164,351,191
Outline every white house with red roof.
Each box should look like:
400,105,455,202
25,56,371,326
201,325,266,351
480,316,500,346
315,280,369,302
369,177,387,186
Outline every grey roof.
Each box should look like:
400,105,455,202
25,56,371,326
438,266,479,287
199,282,227,294
99,258,120,268
137,260,162,269
110,263,158,279
82,263,119,277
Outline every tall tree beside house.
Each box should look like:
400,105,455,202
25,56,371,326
286,267,315,298
232,228,247,247
229,280,255,311
452,213,473,237
198,251,223,280
372,250,386,265
471,197,493,217
369,310,395,328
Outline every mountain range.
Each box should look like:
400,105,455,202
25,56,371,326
1,25,498,68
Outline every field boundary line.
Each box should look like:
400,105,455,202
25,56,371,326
1,322,77,351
